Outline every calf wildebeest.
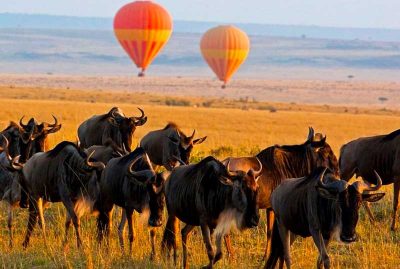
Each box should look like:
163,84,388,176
161,156,262,269
78,107,147,151
20,141,105,248
0,136,24,247
265,167,384,269
339,129,400,230
96,147,166,257
222,127,339,258
140,122,207,170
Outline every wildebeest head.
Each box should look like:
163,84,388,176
304,127,339,176
0,122,22,158
0,135,25,204
107,107,147,151
127,149,165,227
31,115,62,153
177,129,207,164
222,158,262,229
316,168,384,243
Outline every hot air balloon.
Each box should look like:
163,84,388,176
200,25,250,88
114,1,173,77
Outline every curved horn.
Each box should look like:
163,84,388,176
172,155,186,166
19,116,28,129
189,129,196,140
128,155,143,174
253,158,263,177
135,107,145,119
42,115,58,128
86,150,106,170
353,170,382,193
11,155,23,171
225,159,237,177
317,168,328,188
1,135,12,161
307,127,314,143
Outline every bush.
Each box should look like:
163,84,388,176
165,98,191,107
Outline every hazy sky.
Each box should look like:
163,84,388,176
3,0,400,29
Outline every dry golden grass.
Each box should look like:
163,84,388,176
1,86,400,268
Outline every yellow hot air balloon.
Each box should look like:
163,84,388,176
114,1,173,77
200,25,250,88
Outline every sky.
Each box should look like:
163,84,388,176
2,0,400,29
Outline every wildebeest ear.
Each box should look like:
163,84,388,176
108,117,119,127
316,186,338,200
362,193,385,202
132,116,147,126
193,136,207,145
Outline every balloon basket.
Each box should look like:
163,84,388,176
221,84,227,89
138,71,145,77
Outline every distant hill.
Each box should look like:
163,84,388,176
1,13,400,42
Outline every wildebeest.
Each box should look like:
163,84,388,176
78,107,147,151
18,115,62,163
339,129,400,230
0,136,24,247
140,122,207,170
20,141,105,248
85,139,128,164
96,147,166,257
265,167,384,269
222,127,339,258
161,156,262,269
0,122,24,158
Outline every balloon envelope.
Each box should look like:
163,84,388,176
114,1,173,76
200,25,250,87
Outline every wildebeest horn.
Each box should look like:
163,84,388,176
318,168,348,193
42,115,58,128
0,135,12,161
307,127,314,143
86,150,106,170
225,159,237,177
11,155,23,171
19,116,28,129
128,155,143,174
189,129,196,140
253,158,263,178
353,170,383,193
135,107,145,119
172,155,186,166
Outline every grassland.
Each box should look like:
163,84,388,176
1,86,400,268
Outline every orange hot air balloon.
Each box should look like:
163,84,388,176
114,1,173,77
200,25,250,88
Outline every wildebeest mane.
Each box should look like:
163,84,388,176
163,122,179,130
47,141,81,158
382,129,400,141
257,146,314,189
3,121,20,132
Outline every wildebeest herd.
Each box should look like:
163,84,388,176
1,106,399,268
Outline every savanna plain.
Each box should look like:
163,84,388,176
0,80,400,269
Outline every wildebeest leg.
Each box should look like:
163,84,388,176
63,213,72,247
125,208,135,254
61,195,83,248
214,232,225,265
310,230,330,269
391,180,400,231
223,234,234,259
118,209,127,250
37,198,48,247
277,224,291,269
22,200,38,249
181,224,195,269
316,238,330,269
8,204,14,248
200,224,215,269
362,202,375,223
149,228,157,260
262,208,275,261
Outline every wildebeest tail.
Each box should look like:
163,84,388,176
265,220,283,269
161,215,178,255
